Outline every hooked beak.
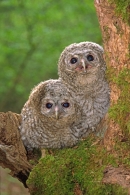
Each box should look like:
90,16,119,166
81,59,86,72
55,106,59,120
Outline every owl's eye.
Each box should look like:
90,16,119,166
87,55,94,61
46,103,53,109
62,102,70,108
70,58,78,64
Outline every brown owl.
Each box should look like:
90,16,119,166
58,41,110,136
20,79,82,150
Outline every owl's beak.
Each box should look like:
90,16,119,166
81,59,86,72
55,106,59,120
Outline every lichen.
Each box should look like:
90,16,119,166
108,0,130,25
27,136,127,195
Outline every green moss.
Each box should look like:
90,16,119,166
106,65,130,169
103,26,110,41
108,68,130,133
114,139,130,167
106,65,116,83
109,0,130,24
27,137,127,195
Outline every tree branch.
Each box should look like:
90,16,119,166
0,112,37,187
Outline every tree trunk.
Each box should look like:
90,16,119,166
95,0,130,149
95,0,130,192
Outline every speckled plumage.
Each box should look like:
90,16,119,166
58,41,110,136
20,79,82,150
20,42,110,150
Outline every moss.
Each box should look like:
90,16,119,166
27,136,128,195
108,0,130,25
103,26,111,41
108,68,130,134
114,139,130,167
106,66,130,166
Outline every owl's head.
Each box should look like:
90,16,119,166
58,42,106,88
40,96,74,120
30,80,76,121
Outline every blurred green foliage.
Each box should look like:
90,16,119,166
0,0,101,112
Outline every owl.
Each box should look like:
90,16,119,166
58,41,110,136
20,79,82,150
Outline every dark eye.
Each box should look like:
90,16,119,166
46,103,53,109
87,55,94,61
62,102,70,108
70,57,77,64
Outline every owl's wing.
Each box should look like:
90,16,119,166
70,117,90,139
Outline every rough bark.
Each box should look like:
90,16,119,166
0,112,34,187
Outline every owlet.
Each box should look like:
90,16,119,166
58,41,110,136
20,79,82,150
